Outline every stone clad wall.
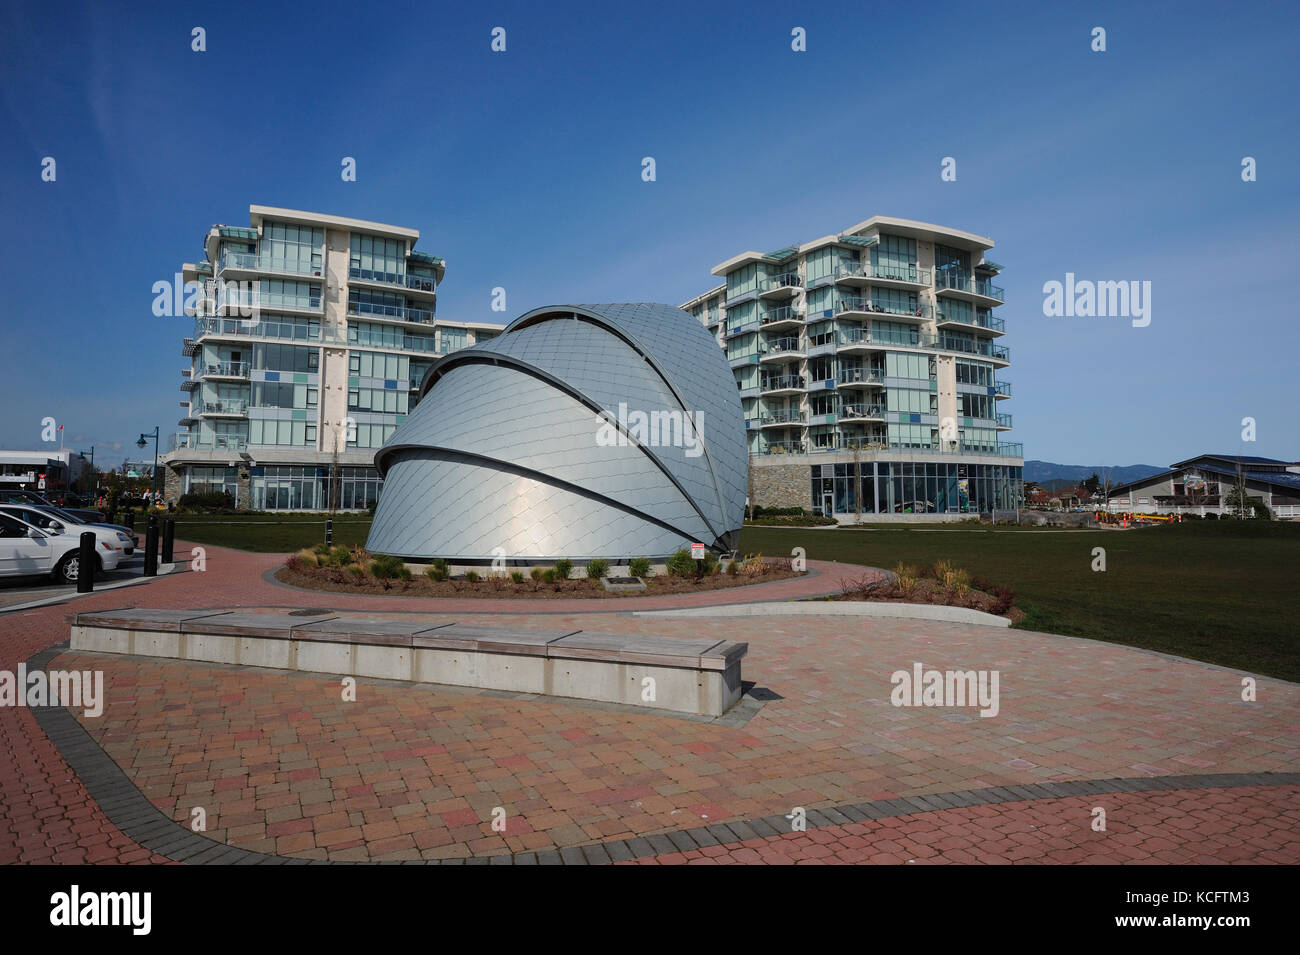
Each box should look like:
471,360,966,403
751,461,809,510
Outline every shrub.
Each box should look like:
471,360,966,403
666,547,695,577
328,545,352,566
177,490,235,513
542,569,556,584
628,556,651,578
989,585,1016,614
530,568,543,581
726,558,738,576
313,543,331,557
425,565,447,582
348,565,366,580
740,553,765,577
369,554,407,579
287,550,317,572
554,559,573,580
702,551,719,575
586,559,609,579
465,570,481,583
510,570,524,584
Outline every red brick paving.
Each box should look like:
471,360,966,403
622,786,1300,864
2,540,1298,864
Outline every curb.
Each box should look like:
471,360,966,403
633,600,1011,628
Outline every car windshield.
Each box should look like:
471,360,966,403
1,507,60,531
37,506,85,525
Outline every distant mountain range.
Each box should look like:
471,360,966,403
1024,460,1166,489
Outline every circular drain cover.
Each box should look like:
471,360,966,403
288,608,332,616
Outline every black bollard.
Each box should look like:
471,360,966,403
162,518,175,563
76,532,96,593
144,516,159,577
325,519,333,547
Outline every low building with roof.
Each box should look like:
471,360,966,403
1104,454,1300,518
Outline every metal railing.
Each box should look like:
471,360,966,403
169,432,248,452
997,413,1013,428
836,298,931,319
761,440,806,455
835,262,930,285
840,327,928,348
994,380,1012,395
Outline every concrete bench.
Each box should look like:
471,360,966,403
65,609,747,717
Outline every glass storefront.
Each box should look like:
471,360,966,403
811,461,1023,515
248,465,384,511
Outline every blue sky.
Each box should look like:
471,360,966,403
1,0,1296,468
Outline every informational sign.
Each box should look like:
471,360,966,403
38,473,46,489
691,543,705,560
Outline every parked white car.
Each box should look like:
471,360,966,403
0,508,126,582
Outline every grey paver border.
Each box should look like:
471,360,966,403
26,642,1300,866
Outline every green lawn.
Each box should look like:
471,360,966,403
168,513,372,552
167,513,1298,681
739,522,1300,682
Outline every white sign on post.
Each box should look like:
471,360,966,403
691,543,705,560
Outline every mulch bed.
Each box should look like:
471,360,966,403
274,564,804,599
829,574,1024,623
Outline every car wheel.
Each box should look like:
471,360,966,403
54,553,80,583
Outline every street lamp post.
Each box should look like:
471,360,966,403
137,428,159,500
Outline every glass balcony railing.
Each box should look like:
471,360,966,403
220,252,323,277
760,305,801,325
935,309,1004,332
840,327,929,349
836,298,931,319
348,266,437,293
761,374,806,392
168,432,248,453
936,269,1005,300
840,403,885,419
196,317,321,342
997,413,1013,428
347,300,436,324
762,272,802,292
761,337,803,357
203,360,250,378
761,409,806,426
197,400,248,416
760,440,806,455
994,380,1012,395
928,336,1011,361
836,367,884,385
834,262,930,285
252,292,322,311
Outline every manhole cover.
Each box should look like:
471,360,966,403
288,608,332,616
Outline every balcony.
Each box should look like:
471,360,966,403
935,308,1005,335
196,317,319,343
835,297,931,322
836,367,885,389
834,261,931,288
935,269,1005,303
220,252,324,280
840,403,885,421
996,413,1013,430
197,399,248,417
181,378,199,392
928,336,1011,363
759,272,803,300
760,440,806,455
348,266,437,298
759,305,802,330
993,380,1011,397
182,337,198,357
760,409,807,428
759,338,804,362
838,327,930,352
760,374,806,396
168,432,248,453
203,360,250,379
346,300,436,325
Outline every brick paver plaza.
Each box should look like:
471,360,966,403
2,543,1297,864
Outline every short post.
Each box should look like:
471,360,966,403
76,532,95,593
144,516,159,577
162,518,175,564
325,519,333,547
